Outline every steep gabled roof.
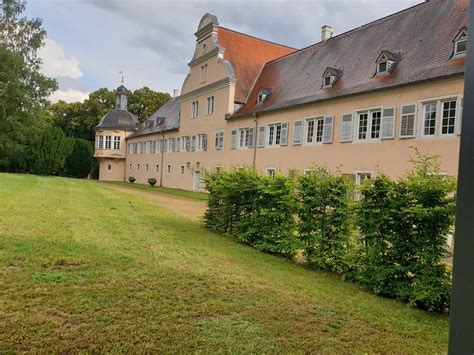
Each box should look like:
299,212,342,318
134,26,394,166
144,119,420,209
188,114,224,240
234,0,468,117
217,27,296,103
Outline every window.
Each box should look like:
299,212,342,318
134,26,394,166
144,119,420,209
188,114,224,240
257,88,271,104
356,172,372,185
200,64,208,82
133,143,138,154
423,102,437,136
266,122,288,146
145,141,151,153
306,117,324,144
156,165,160,172
137,164,140,171
196,134,207,151
105,135,112,149
180,166,185,175
156,139,162,153
146,164,149,171
378,61,387,73
400,104,416,138
127,143,132,154
191,101,199,118
129,164,132,170
150,140,156,153
98,135,104,149
266,168,276,177
167,138,174,152
107,164,112,171
163,139,168,152
442,100,457,135
113,136,120,150
293,121,303,145
206,96,214,115
324,76,331,87
215,130,224,150
454,27,468,56
180,136,188,152
357,109,381,140
167,164,171,174
238,127,254,148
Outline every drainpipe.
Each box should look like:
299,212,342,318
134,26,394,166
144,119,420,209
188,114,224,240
159,132,165,187
252,112,259,169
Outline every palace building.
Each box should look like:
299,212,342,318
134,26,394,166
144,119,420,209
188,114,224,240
94,0,467,192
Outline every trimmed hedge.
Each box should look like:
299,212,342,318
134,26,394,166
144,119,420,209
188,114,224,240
203,154,455,312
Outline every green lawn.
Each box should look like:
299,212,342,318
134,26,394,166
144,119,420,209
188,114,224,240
103,180,208,201
0,173,448,353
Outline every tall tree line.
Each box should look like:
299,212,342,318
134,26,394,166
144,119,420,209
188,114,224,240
0,0,171,177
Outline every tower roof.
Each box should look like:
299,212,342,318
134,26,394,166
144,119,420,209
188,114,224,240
95,109,138,131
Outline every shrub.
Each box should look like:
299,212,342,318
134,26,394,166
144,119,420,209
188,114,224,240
27,127,73,176
297,168,354,273
63,138,94,178
204,168,296,257
148,177,157,187
128,176,136,183
355,151,455,311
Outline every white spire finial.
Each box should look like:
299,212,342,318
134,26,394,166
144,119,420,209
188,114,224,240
119,71,124,84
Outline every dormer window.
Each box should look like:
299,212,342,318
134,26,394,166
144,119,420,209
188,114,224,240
322,67,343,88
375,51,401,76
453,27,468,56
257,88,271,104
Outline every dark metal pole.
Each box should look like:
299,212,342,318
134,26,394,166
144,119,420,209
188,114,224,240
448,0,474,352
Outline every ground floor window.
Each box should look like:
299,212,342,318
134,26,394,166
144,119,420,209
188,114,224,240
129,164,132,170
167,164,171,173
180,166,185,175
107,164,112,171
146,164,149,171
266,167,276,177
356,171,372,185
156,165,160,172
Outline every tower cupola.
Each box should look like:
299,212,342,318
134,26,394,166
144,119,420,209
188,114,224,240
115,84,128,110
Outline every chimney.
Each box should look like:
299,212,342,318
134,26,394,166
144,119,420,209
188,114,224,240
173,89,179,98
321,25,335,41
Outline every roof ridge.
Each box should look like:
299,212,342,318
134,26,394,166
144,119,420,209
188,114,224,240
261,0,429,67
218,26,297,50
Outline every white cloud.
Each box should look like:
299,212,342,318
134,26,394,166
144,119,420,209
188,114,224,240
39,38,84,79
49,89,90,103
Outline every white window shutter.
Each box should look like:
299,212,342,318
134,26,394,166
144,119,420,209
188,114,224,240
248,128,255,148
400,105,416,138
340,114,353,142
381,107,396,139
258,126,266,147
458,97,463,135
280,122,288,145
322,116,334,143
293,120,303,145
231,130,237,149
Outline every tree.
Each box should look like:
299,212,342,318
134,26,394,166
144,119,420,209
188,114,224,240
63,138,94,178
27,127,73,175
128,87,171,122
0,0,57,172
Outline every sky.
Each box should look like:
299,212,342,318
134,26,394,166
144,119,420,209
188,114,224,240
26,0,421,103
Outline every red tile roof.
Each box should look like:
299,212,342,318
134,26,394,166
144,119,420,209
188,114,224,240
217,27,296,103
234,0,468,118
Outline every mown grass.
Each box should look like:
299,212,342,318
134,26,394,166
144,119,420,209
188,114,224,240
0,173,448,353
102,180,208,201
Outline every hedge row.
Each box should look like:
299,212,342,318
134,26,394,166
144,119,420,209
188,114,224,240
204,154,456,312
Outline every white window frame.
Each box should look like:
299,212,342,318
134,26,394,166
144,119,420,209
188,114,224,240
355,107,382,142
418,96,460,138
113,136,121,150
238,127,253,149
206,96,214,115
191,101,199,119
293,120,303,145
105,135,112,149
266,167,276,177
304,116,325,145
98,135,104,149
215,130,224,150
355,171,373,185
266,122,283,147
